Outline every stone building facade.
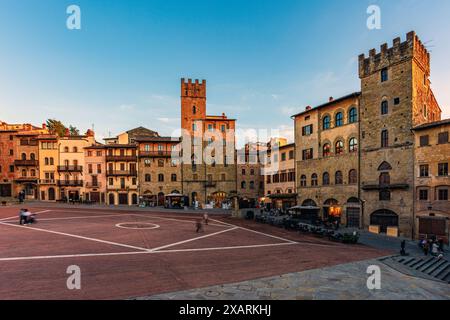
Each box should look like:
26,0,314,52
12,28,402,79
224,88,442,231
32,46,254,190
412,120,450,243
58,130,96,202
293,32,446,239
263,141,297,210
180,78,237,208
237,142,266,207
359,31,441,237
136,136,182,206
294,94,360,226
84,145,106,204
37,133,59,201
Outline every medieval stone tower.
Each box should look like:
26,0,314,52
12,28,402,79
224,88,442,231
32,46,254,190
180,78,237,207
181,78,207,135
359,31,441,237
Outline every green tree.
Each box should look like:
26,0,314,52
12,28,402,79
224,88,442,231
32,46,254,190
46,119,67,137
46,119,80,136
69,125,80,136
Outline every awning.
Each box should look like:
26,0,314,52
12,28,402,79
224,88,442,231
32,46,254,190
268,193,298,199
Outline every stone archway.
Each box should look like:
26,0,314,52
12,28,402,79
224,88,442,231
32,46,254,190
108,193,115,206
48,188,56,201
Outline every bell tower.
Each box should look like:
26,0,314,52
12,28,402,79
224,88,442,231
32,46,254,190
180,78,206,135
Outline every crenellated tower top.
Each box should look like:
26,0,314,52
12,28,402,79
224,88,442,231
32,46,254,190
359,31,430,78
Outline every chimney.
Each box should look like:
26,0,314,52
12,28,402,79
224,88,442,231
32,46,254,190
329,97,334,102
42,123,46,129
222,112,226,118
305,106,312,111
65,128,70,136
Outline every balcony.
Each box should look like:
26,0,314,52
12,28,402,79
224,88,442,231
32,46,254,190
39,179,56,185
14,177,38,183
139,151,173,158
14,160,38,167
107,170,138,177
57,180,84,187
106,155,137,162
106,185,138,191
205,181,217,188
57,165,83,172
86,182,103,188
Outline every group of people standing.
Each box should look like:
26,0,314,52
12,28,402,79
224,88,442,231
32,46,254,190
420,237,445,258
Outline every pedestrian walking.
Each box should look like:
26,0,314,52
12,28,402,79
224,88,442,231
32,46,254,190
195,219,203,233
203,213,209,225
423,241,429,256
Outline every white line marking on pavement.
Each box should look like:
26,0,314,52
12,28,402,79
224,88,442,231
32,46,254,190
0,210,52,222
0,251,149,262
36,214,126,221
0,222,151,252
131,214,226,228
0,242,298,262
155,242,297,253
149,227,238,252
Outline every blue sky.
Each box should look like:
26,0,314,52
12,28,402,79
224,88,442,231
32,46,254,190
0,0,449,143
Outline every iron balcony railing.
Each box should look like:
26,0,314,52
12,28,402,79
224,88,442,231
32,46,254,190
85,182,102,188
14,160,39,167
106,170,138,176
57,180,84,187
57,165,83,172
106,155,137,162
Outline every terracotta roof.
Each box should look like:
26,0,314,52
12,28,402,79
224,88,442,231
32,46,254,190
134,136,181,142
291,92,361,118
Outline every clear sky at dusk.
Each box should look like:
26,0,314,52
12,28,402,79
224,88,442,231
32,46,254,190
0,0,449,143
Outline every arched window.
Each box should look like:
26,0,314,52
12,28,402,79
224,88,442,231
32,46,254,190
193,105,196,114
349,169,357,184
64,147,69,153
300,175,307,187
381,130,389,148
45,157,49,165
335,112,343,127
21,153,26,160
323,116,331,130
30,169,36,177
50,157,54,165
323,143,331,157
379,172,390,186
311,174,318,186
73,147,78,153
145,174,151,182
349,138,358,153
323,172,330,186
144,159,151,167
30,153,35,160
171,174,177,182
335,171,343,185
335,140,344,155
378,161,392,171
381,100,389,115
349,107,358,123
21,169,27,177
241,181,246,189
249,181,255,189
